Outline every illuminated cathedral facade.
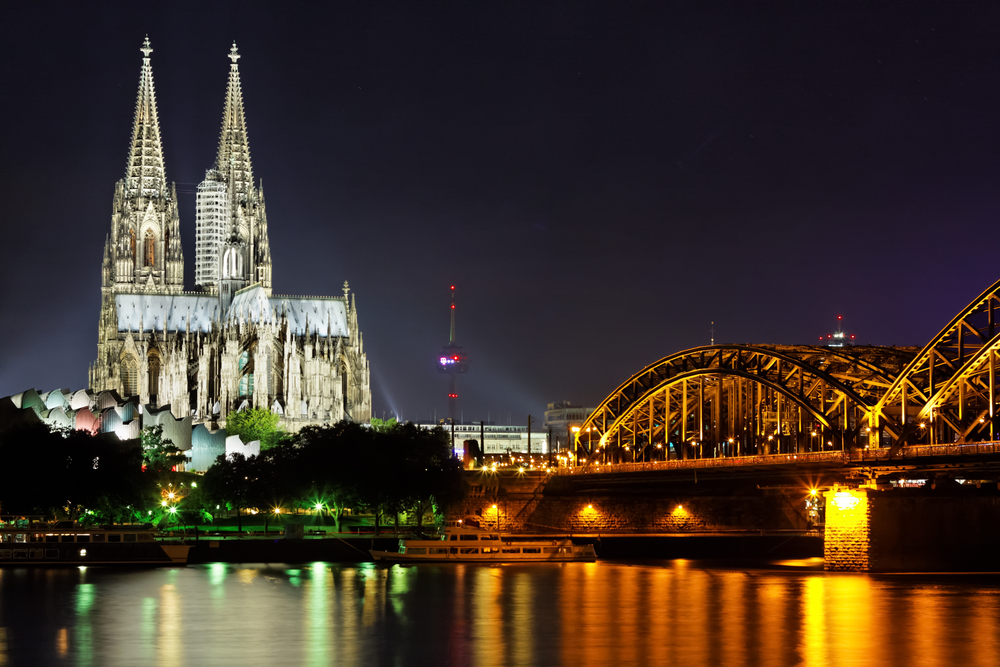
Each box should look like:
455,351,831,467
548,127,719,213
89,38,371,426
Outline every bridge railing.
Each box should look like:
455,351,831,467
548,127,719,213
850,441,1000,461
556,441,1000,475
557,450,848,475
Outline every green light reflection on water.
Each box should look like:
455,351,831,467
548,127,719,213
388,564,413,620
306,562,329,667
141,597,156,648
209,562,227,601
287,568,302,587
74,582,95,667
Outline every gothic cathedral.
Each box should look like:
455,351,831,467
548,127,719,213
89,39,372,426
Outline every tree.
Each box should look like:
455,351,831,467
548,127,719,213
296,423,372,533
203,452,256,532
385,423,466,534
141,425,187,472
369,417,398,433
0,422,153,523
226,408,287,450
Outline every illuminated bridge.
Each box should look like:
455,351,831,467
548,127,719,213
573,278,1000,473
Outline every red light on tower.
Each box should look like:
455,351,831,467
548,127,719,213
438,285,469,426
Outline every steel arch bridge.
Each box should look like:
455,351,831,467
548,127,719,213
577,279,1000,461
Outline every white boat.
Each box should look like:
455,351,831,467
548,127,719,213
370,521,597,563
0,521,191,566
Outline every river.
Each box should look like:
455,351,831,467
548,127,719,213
2,559,1000,666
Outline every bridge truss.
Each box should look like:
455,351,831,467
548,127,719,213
577,344,913,461
870,278,1000,449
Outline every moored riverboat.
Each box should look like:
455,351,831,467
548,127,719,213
370,521,597,563
0,521,190,566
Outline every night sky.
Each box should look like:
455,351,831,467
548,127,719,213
2,2,1000,423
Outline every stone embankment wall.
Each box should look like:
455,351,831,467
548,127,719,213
451,471,808,534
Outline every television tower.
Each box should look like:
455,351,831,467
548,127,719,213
437,285,469,422
819,314,856,347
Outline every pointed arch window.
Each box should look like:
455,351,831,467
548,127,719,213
129,229,136,260
341,361,349,418
148,352,161,398
238,350,254,398
144,230,155,267
122,356,138,398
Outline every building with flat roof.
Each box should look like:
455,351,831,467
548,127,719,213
544,402,595,451
415,421,549,457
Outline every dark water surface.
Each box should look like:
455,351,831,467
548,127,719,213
2,559,1000,666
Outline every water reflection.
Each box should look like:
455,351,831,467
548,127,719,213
0,562,999,665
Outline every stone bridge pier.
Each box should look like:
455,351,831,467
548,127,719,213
824,485,1000,572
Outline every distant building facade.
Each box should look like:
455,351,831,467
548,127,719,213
544,402,596,451
89,39,371,426
416,422,550,456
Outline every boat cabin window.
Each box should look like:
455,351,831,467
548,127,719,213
429,548,448,554
92,534,105,543
481,547,499,554
502,547,520,554
522,547,541,554
124,534,137,543
459,534,478,541
45,535,59,543
77,535,90,543
488,535,499,540
449,535,458,541
450,547,458,554
61,535,75,543
459,547,479,554
406,548,427,555
108,534,121,543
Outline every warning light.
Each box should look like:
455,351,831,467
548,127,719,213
851,334,855,339
448,393,458,398
451,285,455,290
827,334,832,339
838,315,842,320
451,304,455,309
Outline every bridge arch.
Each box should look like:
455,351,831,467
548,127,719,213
871,278,1000,447
578,345,884,461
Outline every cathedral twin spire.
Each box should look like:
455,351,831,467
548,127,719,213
114,37,272,297
216,43,253,203
125,36,166,200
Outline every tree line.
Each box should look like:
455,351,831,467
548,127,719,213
0,416,465,532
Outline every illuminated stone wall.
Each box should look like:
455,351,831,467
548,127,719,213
451,473,803,534
824,487,1000,572
823,488,871,571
